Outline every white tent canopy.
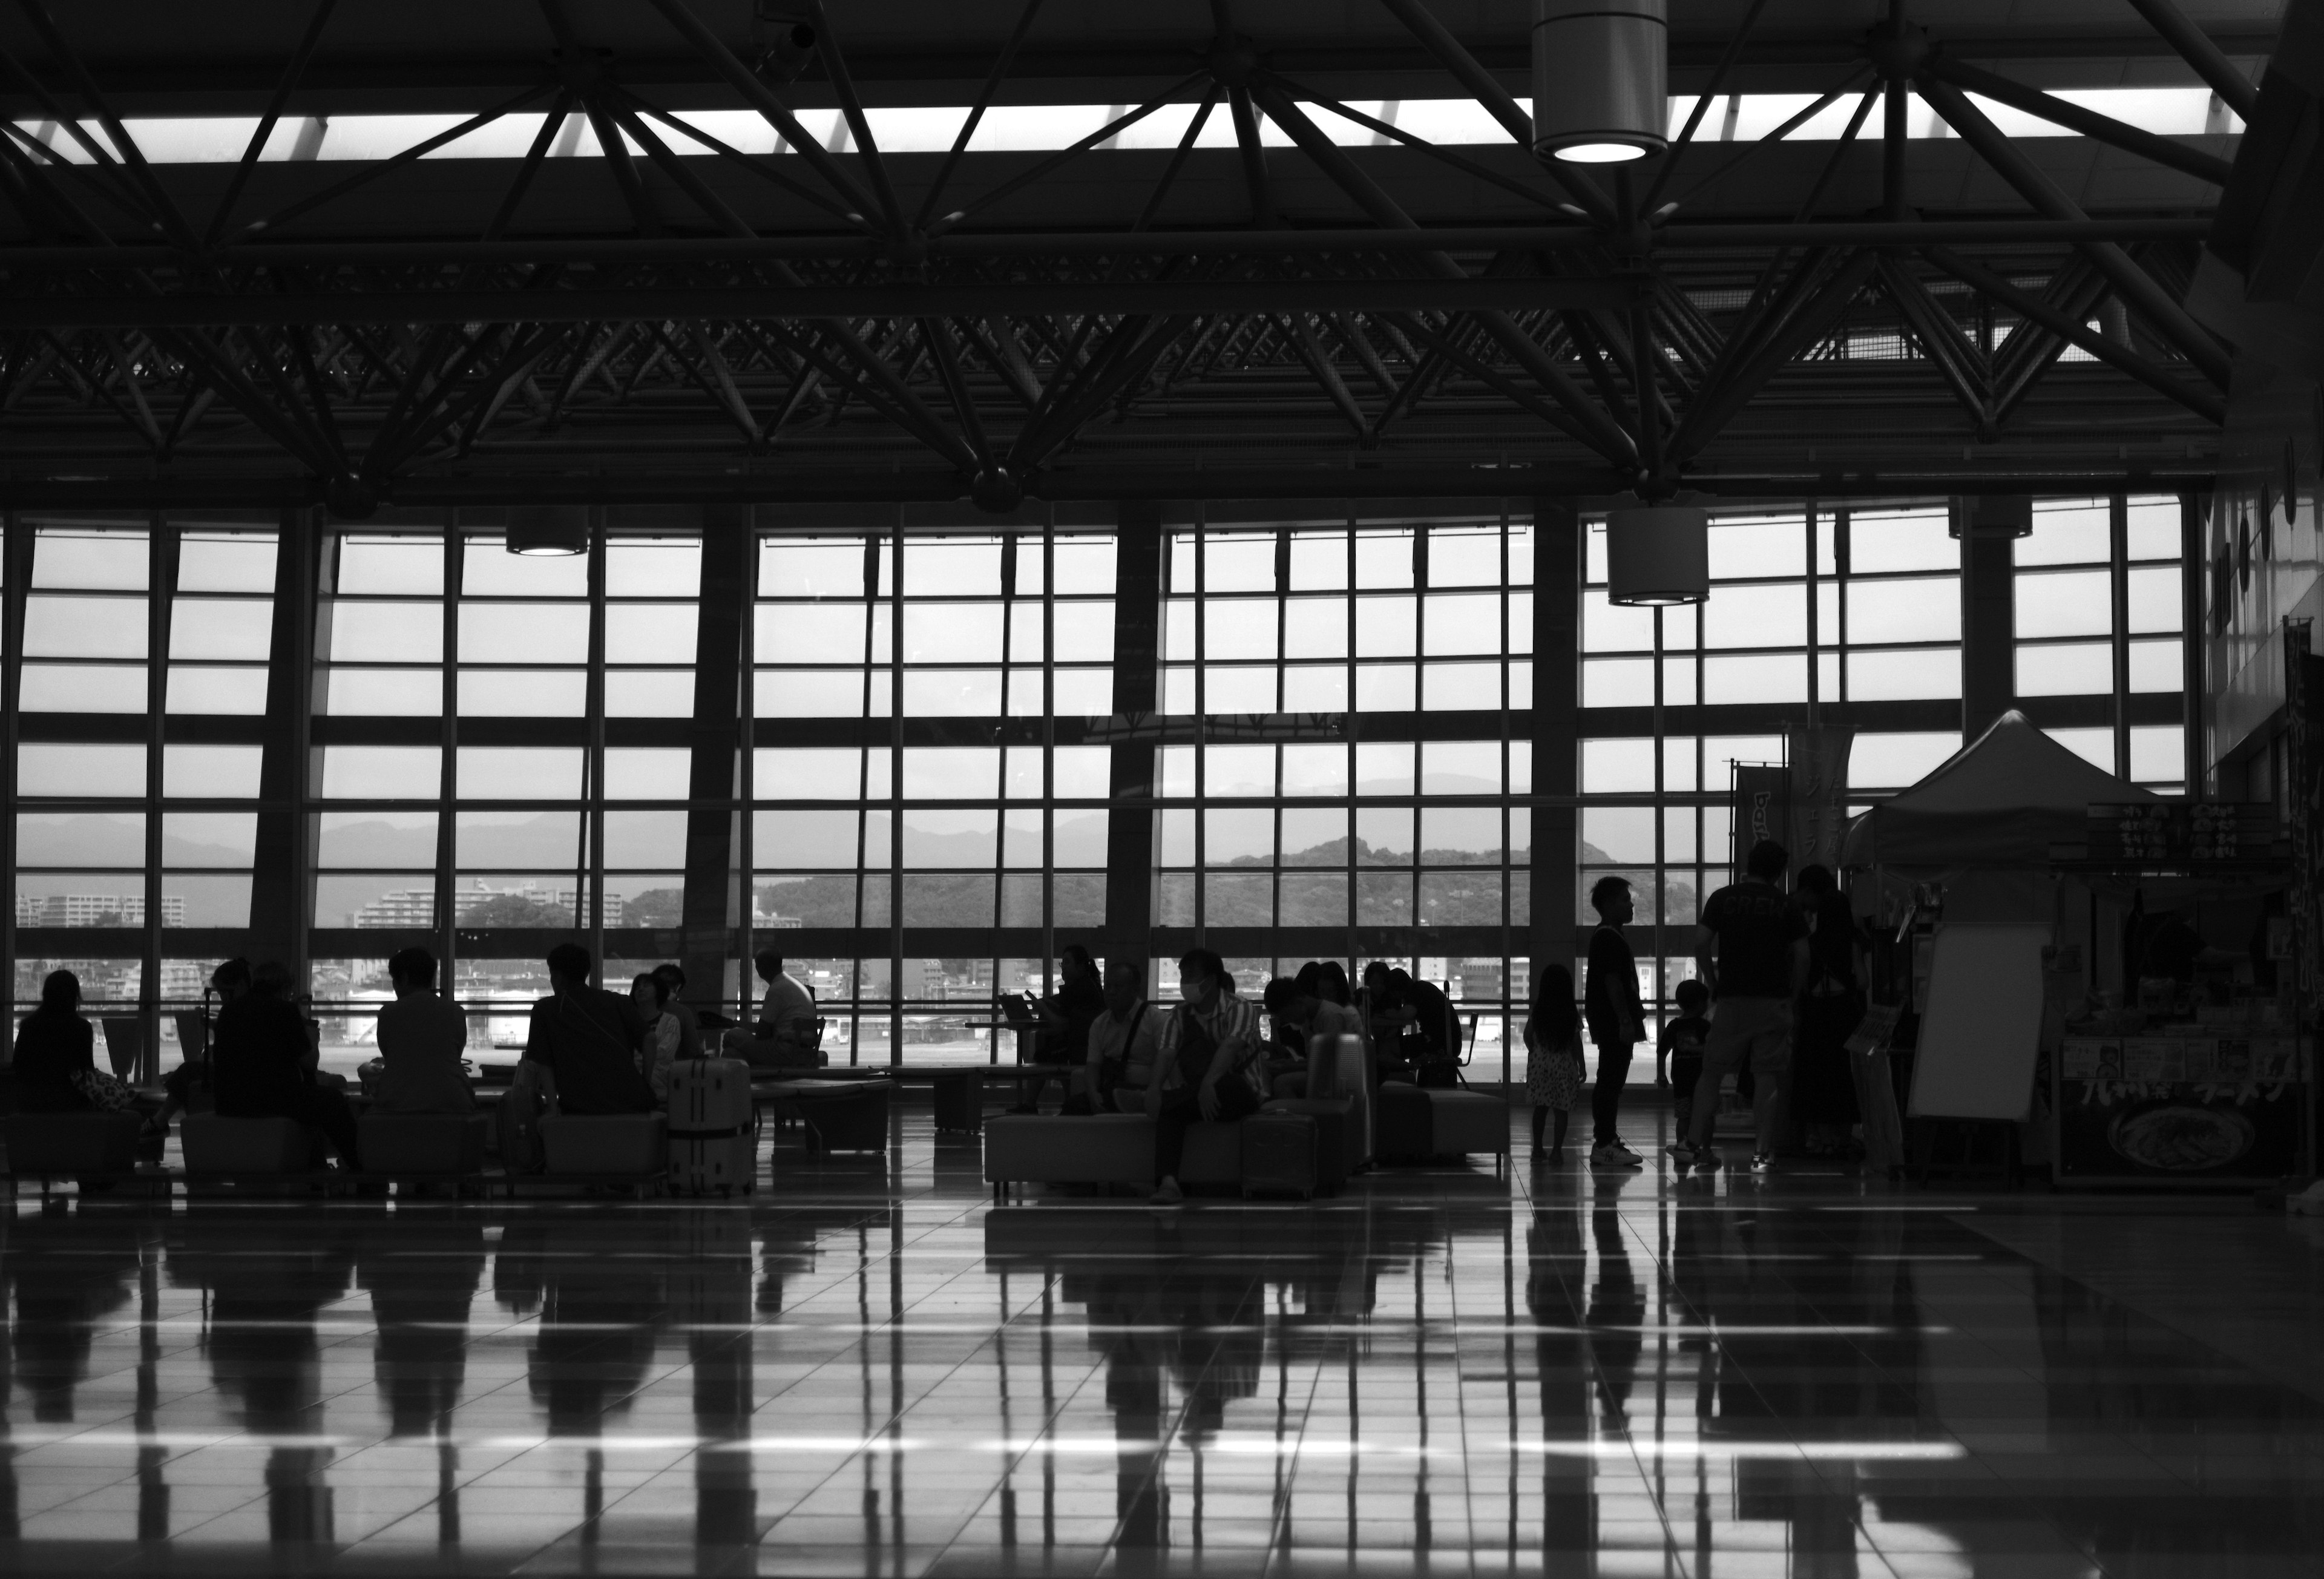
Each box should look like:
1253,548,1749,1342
1841,711,2159,870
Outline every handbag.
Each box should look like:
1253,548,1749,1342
70,1067,139,1111
496,1062,553,1173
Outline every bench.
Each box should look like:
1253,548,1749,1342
756,1078,893,1155
527,1112,668,1198
983,1114,1241,1200
1376,1083,1510,1169
3,1112,165,1198
356,1112,491,1193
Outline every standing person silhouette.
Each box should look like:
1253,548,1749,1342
1669,839,1809,1175
1582,877,1646,1167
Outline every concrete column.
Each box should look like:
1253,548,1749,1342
1958,502,2020,740
681,507,750,1011
1531,498,1580,984
1104,503,1164,970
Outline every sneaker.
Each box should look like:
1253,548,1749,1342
1149,1178,1185,1206
1594,1143,1643,1168
1607,1139,1643,1161
1694,1147,1723,1172
1749,1152,1775,1174
1664,1143,1698,1169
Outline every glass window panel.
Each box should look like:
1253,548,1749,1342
1421,592,1500,656
1052,600,1115,661
899,808,996,867
1000,810,1046,868
458,600,588,663
758,537,865,599
314,873,436,928
902,539,1002,596
1583,657,1654,707
457,669,587,716
33,528,146,589
1586,520,1609,585
16,811,143,866
603,602,697,663
1204,806,1273,863
1288,529,1348,591
2130,724,2184,782
1356,806,1413,861
1055,667,1112,715
1847,509,1956,573
166,665,269,714
2129,637,2182,692
327,600,442,663
1054,806,1107,865
21,663,146,712
2127,565,2181,633
1850,576,1961,646
1054,747,1109,799
460,540,589,596
605,538,700,595
1283,664,1348,711
1704,652,1807,704
1509,741,1532,795
754,669,871,718
2049,727,2115,772
1704,735,1784,787
14,873,143,924
321,746,440,799
166,872,252,927
2126,497,2181,560
2015,642,2112,696
1418,869,1503,924
1204,870,1273,925
1659,657,1696,705
605,669,696,716
336,535,442,595
167,599,272,661
2017,501,2110,565
1355,741,1414,795
1581,807,1655,863
1280,744,1348,796
164,744,261,798
1818,650,1840,699
1159,808,1195,866
455,811,577,867
1000,747,1045,801
1420,806,1503,859
1203,532,1275,592
2016,569,2112,638
902,747,998,799
1354,663,1416,712
756,747,870,800
1816,578,1839,635
1006,608,1043,663
1663,806,1697,862
1702,582,1805,649
1203,665,1277,712
1661,736,1696,791
1508,524,1534,586
1707,514,1805,579
1421,740,1500,793
1430,525,1502,586
1354,528,1414,589
1205,745,1275,796
1845,647,1961,700
456,746,584,800
1282,806,1349,859
757,601,872,663
1162,599,1197,661
1158,746,1195,798
752,809,876,869
24,594,146,658
1279,870,1348,925
317,811,437,867
1053,535,1116,594
1659,602,1698,651
1356,870,1413,923
899,872,993,926
1506,592,1533,655
1202,604,1278,661
1581,738,1654,792
1353,594,1416,657
1284,596,1348,659
903,668,1003,715
604,748,690,799
164,812,256,865
320,667,441,715
902,602,1004,663
1849,732,1961,790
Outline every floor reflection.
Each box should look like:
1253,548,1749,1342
0,1121,2320,1574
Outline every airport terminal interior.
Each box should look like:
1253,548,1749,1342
2,0,2323,1573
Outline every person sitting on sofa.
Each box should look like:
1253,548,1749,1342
721,949,819,1069
10,969,139,1114
1012,944,1106,1114
1148,948,1269,1206
1262,974,1365,1098
520,943,655,1115
214,960,363,1170
1074,957,1162,1114
372,946,476,1115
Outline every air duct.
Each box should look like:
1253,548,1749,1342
1532,0,1668,164
1606,505,1708,606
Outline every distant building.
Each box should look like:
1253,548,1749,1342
347,883,625,928
351,888,435,928
15,893,188,927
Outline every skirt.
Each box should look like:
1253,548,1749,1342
1526,1047,1584,1111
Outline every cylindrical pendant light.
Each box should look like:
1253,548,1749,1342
1532,0,1668,164
506,504,591,556
1606,505,1708,606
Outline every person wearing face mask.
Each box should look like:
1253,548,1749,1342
1146,949,1269,1206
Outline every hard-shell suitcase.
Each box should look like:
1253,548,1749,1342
1260,1096,1352,1195
933,1071,982,1134
1239,1111,1318,1200
668,1056,758,1195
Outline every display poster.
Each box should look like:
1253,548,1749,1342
2055,1034,2308,1181
1784,724,1854,873
2087,802,2276,864
1732,764,1787,883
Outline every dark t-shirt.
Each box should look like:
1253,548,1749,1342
1659,1013,1710,1075
1405,977,1456,1060
10,1009,96,1112
213,996,316,1115
1040,976,1106,1063
1700,881,1808,999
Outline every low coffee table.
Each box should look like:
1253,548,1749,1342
757,1077,894,1155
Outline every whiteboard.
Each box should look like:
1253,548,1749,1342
1908,924,2049,1121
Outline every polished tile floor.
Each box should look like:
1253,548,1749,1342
4,1101,2324,1576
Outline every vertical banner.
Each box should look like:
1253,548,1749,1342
1785,725,1855,872
1732,764,1788,883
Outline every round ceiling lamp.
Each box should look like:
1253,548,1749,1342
1606,505,1708,606
1532,0,1669,164
506,505,591,557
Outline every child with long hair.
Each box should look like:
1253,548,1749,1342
1524,962,1585,1162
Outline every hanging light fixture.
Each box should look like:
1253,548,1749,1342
1606,504,1708,606
1532,0,1669,164
505,504,591,556
1946,495,2033,540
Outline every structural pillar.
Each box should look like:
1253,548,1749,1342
251,509,316,979
1959,505,2018,741
1530,499,1580,986
681,507,751,1012
1103,503,1164,972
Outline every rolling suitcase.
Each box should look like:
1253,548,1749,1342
1261,1096,1352,1195
933,1071,982,1135
1240,1111,1318,1200
668,1056,758,1195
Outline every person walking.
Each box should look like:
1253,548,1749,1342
1669,839,1810,1175
1523,962,1585,1163
1582,876,1646,1167
1790,865,1864,1157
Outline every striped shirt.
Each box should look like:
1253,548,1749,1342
1155,990,1269,1099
